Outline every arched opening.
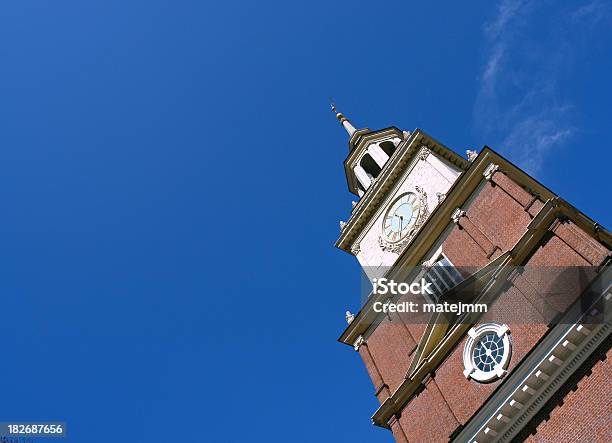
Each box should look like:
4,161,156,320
360,153,382,179
380,141,396,158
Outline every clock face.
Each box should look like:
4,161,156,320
382,192,420,242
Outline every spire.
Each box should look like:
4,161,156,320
330,101,357,137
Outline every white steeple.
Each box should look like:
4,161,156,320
331,102,356,137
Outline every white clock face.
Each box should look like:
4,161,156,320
382,192,420,242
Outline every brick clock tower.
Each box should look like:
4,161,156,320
332,105,611,442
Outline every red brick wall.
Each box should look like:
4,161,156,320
397,377,460,442
443,177,536,267
367,319,416,398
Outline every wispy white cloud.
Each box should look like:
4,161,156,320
498,111,573,173
484,0,526,38
473,0,586,174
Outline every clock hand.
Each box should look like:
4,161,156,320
393,214,400,229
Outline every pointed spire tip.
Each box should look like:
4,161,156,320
330,99,343,122
329,98,356,137
329,99,357,137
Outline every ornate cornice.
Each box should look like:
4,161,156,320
418,147,431,161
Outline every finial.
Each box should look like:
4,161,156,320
346,310,355,324
466,149,478,162
330,101,337,114
329,99,357,137
330,100,344,121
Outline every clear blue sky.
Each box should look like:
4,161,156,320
0,1,610,442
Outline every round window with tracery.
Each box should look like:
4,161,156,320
463,323,511,383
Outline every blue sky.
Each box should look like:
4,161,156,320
0,1,610,442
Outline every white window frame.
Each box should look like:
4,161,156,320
463,323,512,382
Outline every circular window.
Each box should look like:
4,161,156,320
463,323,511,383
